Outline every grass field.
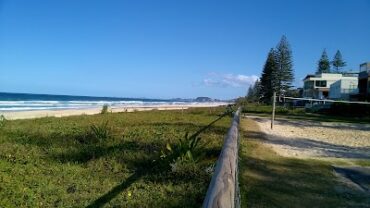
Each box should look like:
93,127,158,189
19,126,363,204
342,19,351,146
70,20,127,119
0,107,232,207
239,118,370,207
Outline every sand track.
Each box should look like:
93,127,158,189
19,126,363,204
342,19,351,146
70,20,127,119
245,115,370,159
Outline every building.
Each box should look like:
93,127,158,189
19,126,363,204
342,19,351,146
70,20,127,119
303,73,344,99
358,62,370,100
303,73,358,99
329,77,358,99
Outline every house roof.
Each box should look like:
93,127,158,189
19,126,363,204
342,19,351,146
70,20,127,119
303,73,353,81
303,74,315,80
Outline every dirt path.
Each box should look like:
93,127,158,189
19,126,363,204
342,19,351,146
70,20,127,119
245,115,370,160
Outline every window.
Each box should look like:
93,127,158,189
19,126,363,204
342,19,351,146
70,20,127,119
304,81,314,89
315,80,327,87
349,84,357,89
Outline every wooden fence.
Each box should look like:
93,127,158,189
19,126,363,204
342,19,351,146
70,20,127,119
203,107,241,208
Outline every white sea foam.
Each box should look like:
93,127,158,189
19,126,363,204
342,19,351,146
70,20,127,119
0,106,80,111
0,100,229,112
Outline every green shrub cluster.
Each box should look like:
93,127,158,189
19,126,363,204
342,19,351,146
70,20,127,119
160,132,202,164
90,121,111,140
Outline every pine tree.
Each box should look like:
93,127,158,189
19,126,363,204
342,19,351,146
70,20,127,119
246,79,261,102
246,85,254,99
253,79,261,102
275,35,294,96
332,50,346,73
317,49,330,73
260,48,278,103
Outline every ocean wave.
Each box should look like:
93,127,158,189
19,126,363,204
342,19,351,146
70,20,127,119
0,106,83,111
0,100,229,112
0,101,61,105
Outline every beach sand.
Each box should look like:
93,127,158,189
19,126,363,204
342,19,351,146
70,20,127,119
246,115,370,159
1,104,227,120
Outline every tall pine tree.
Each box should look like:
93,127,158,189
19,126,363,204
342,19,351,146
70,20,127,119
260,48,278,103
246,79,261,102
253,79,261,102
332,50,346,73
275,35,294,96
317,49,330,73
246,85,254,100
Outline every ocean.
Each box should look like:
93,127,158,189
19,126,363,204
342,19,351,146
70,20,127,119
0,92,225,112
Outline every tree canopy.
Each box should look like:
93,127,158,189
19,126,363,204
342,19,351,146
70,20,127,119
317,49,330,73
260,48,278,103
332,50,346,73
246,79,261,102
275,35,294,96
247,35,295,103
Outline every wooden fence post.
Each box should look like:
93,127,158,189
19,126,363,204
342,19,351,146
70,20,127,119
271,92,276,130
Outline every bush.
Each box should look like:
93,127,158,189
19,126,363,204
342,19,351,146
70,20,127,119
0,115,6,129
90,121,110,140
160,132,203,167
101,104,109,114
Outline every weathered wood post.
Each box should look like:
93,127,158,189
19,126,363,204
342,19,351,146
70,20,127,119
203,107,241,208
271,92,276,130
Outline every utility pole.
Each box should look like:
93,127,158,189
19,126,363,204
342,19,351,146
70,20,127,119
271,92,276,129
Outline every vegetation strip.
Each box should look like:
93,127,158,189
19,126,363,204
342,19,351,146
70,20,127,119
0,107,232,207
88,107,234,207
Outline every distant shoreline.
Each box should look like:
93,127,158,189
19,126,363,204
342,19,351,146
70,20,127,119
1,103,228,120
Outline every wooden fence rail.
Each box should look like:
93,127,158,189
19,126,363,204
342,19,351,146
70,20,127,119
203,107,241,208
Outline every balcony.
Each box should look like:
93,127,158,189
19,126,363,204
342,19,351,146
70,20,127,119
359,71,370,79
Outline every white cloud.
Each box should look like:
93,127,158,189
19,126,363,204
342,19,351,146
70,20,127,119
203,73,258,88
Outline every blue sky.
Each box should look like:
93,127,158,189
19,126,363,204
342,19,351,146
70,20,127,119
0,0,369,99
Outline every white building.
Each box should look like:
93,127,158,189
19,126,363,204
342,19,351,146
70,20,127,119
329,77,358,99
303,73,358,99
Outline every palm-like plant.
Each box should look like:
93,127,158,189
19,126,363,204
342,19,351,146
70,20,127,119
90,121,110,140
161,132,202,163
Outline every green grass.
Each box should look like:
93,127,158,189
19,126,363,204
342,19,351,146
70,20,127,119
0,107,232,207
239,119,370,207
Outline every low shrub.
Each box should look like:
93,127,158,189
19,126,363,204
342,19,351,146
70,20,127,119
101,104,109,114
90,121,110,140
160,132,203,166
0,115,6,128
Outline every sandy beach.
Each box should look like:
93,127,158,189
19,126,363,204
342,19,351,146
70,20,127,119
1,103,227,120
